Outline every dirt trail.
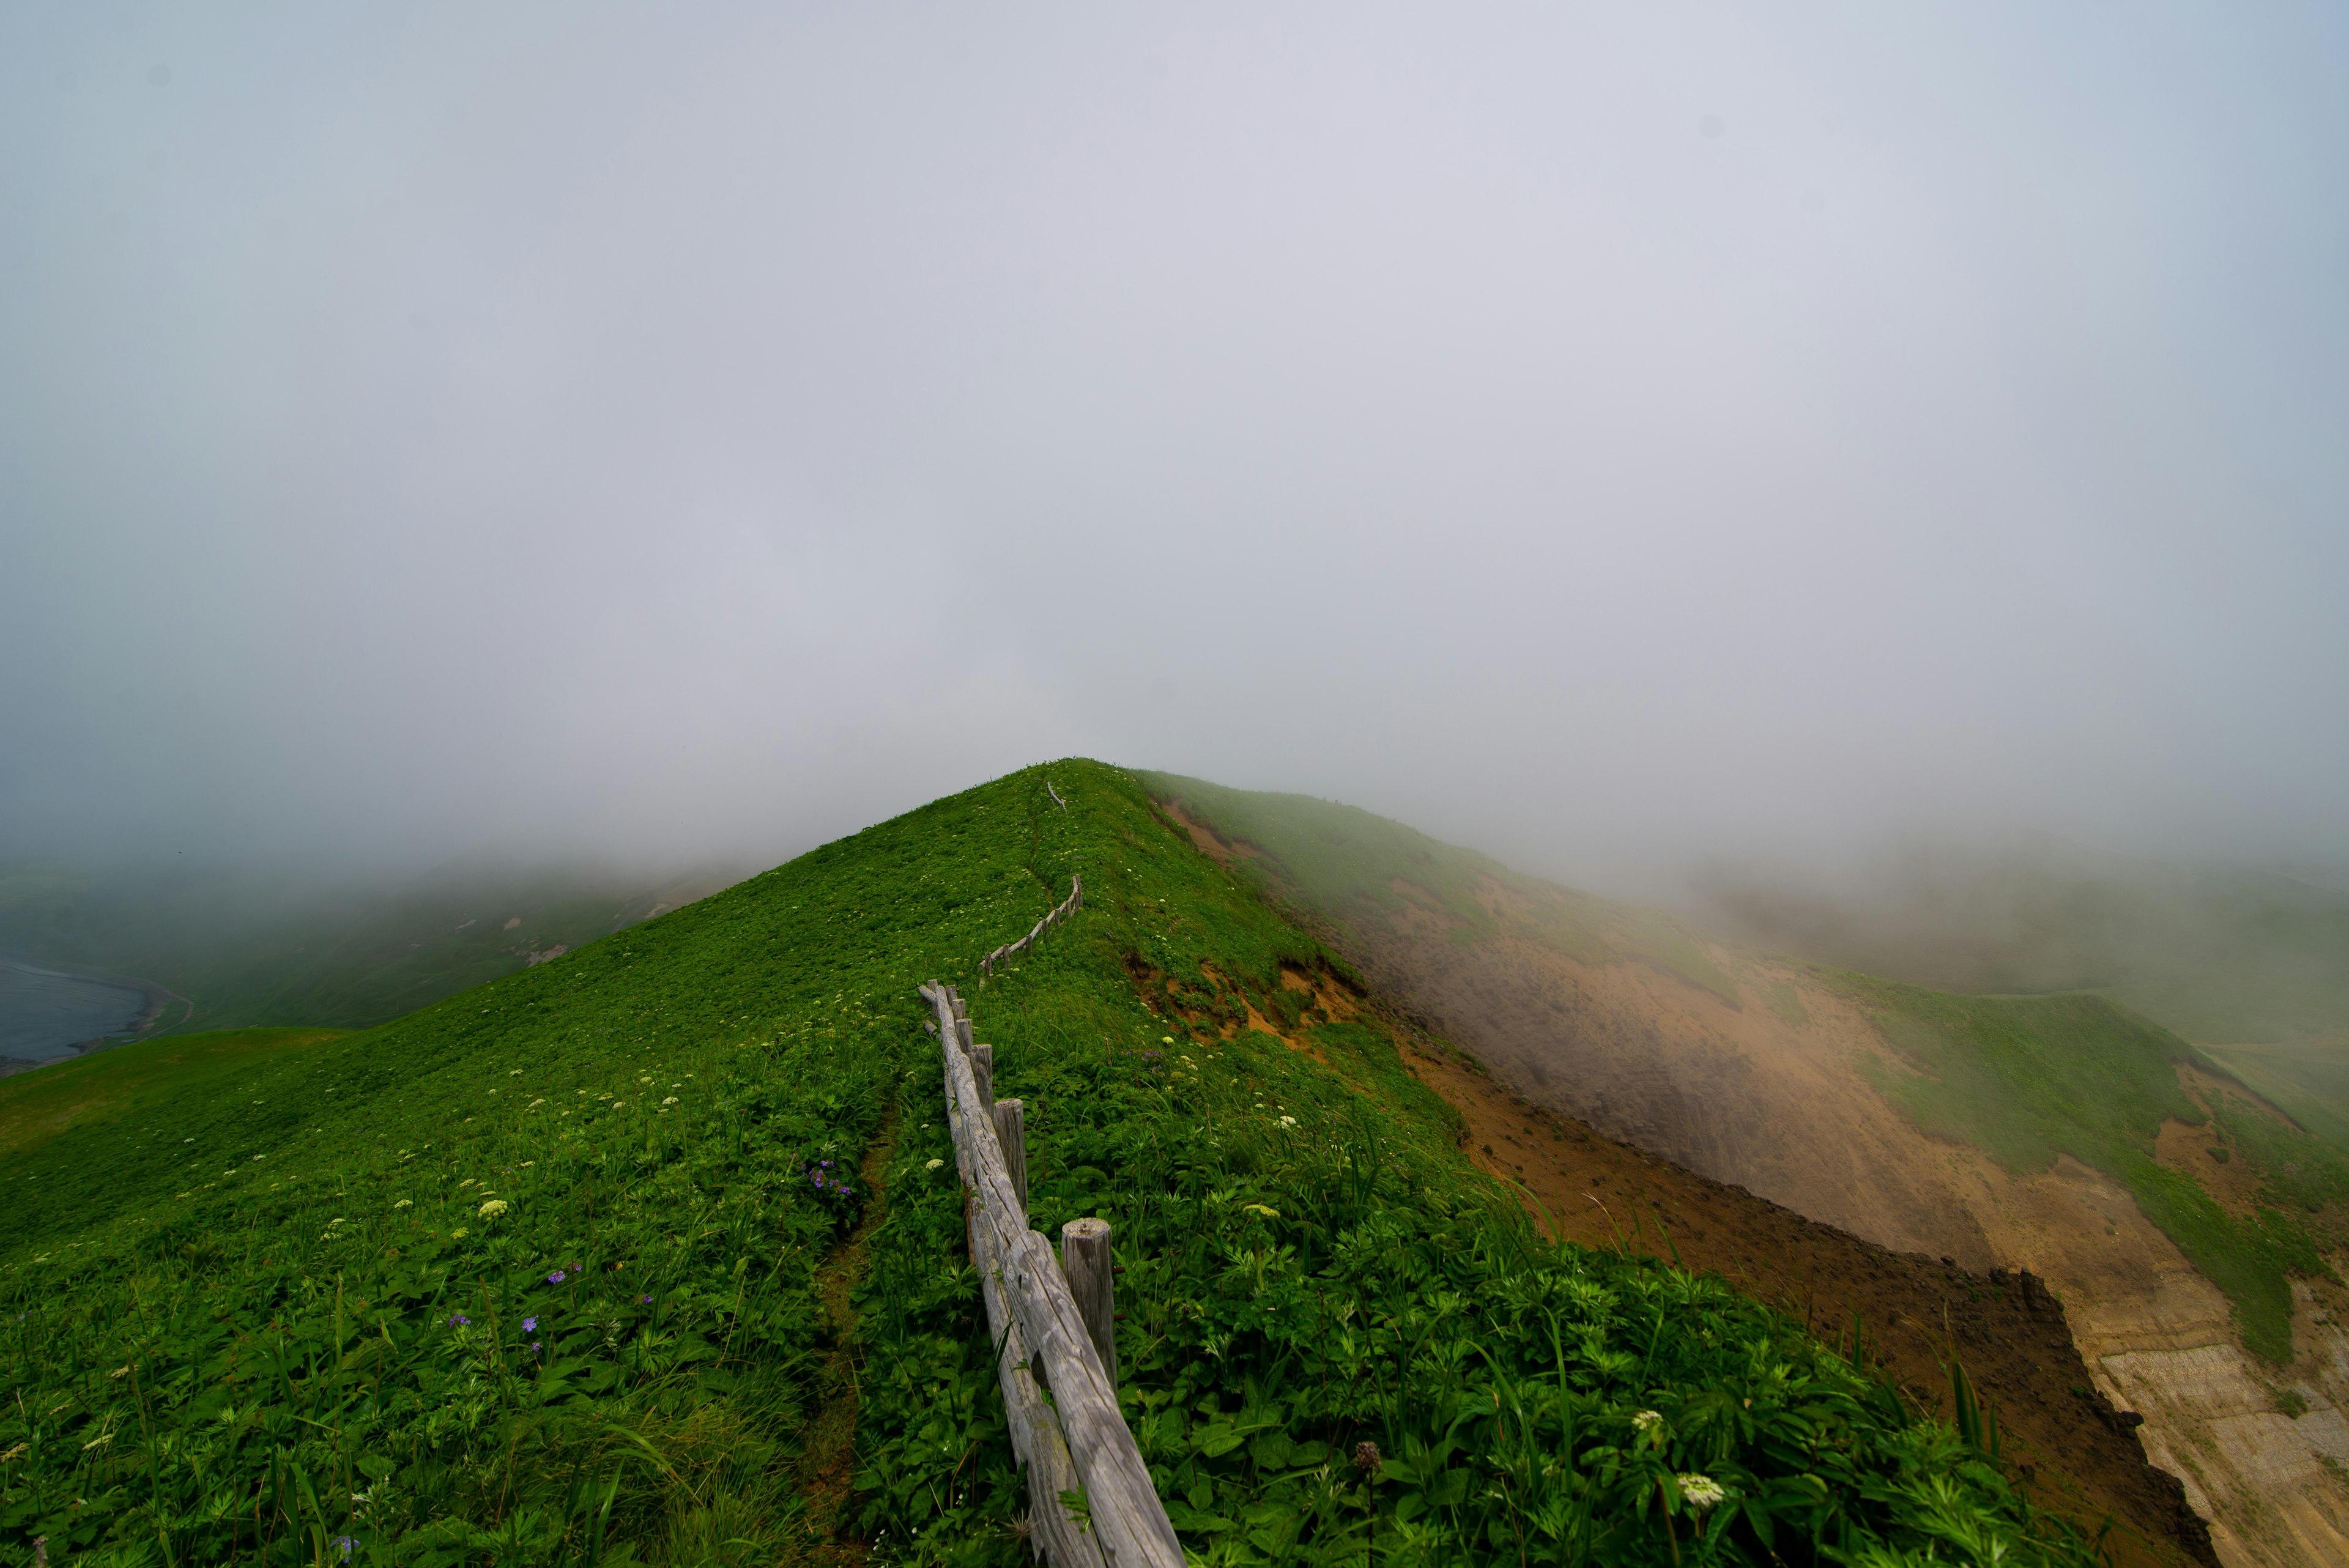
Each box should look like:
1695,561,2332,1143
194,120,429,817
792,1101,900,1560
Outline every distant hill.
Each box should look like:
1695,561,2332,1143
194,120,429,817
1685,834,2349,1046
0,856,744,1055
1684,836,2349,1160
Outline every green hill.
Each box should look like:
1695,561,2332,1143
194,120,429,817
2,762,2101,1567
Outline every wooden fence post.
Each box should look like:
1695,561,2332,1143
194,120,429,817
1061,1218,1116,1390
921,874,1173,1568
995,1098,1027,1214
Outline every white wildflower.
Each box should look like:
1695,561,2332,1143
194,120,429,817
393,1200,413,1209
925,1158,945,1171
478,1199,509,1219
662,1096,678,1105
1632,1410,1664,1436
1678,1474,1727,1511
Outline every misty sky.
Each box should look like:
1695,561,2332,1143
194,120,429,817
5,4,2345,892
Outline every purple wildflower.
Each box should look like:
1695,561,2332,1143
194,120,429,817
333,1536,355,1562
640,1294,651,1304
448,1314,470,1326
532,1341,541,1352
522,1317,537,1332
547,1270,565,1284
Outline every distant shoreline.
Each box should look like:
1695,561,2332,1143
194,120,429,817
0,953,179,1074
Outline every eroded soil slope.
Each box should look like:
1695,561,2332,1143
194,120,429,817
1154,790,2349,1568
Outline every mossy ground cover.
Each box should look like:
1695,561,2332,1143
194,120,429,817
6,762,2096,1567
1840,978,2345,1363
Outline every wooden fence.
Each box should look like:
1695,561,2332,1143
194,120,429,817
979,874,1083,984
920,875,1181,1568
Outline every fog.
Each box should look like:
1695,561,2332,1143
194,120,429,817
6,4,2345,897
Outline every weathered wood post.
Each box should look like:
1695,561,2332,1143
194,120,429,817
973,1042,995,1106
995,1098,1027,1214
1061,1217,1116,1390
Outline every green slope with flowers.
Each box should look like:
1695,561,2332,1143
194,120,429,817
4,761,2105,1567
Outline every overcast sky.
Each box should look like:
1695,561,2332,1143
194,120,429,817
4,3,2345,891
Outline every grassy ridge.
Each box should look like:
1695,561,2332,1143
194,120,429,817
4,762,2096,1566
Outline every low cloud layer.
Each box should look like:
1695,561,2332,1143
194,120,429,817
6,4,2345,891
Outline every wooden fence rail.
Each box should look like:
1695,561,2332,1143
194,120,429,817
920,875,1181,1568
979,876,1084,983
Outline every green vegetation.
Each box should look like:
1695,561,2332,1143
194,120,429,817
1841,978,2336,1363
4,762,2099,1566
0,1028,346,1165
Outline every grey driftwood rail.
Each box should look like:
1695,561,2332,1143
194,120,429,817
919,875,1182,1568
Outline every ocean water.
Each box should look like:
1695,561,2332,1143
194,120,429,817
0,956,155,1063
